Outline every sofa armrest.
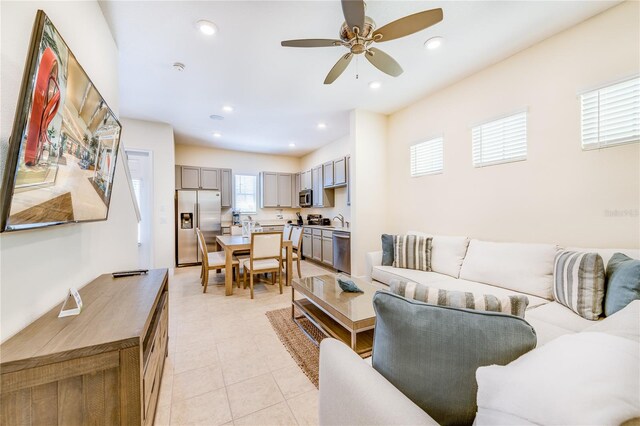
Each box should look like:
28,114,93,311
319,339,437,426
365,251,383,281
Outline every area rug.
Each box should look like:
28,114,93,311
266,307,325,388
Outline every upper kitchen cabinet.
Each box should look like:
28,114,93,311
200,168,220,189
181,166,200,189
312,166,334,208
334,157,347,186
292,173,301,208
323,162,334,188
176,166,232,207
220,168,232,208
301,169,313,190
260,172,293,208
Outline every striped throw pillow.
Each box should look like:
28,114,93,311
389,279,529,318
393,235,432,271
553,251,605,320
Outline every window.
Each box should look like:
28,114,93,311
472,111,527,167
410,137,443,177
581,77,640,149
234,174,257,213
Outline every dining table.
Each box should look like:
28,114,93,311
215,235,293,296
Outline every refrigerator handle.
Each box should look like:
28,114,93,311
197,203,201,229
194,203,198,233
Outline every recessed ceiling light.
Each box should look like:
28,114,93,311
317,122,327,130
369,81,382,90
209,114,224,121
222,105,234,112
173,62,185,72
424,36,443,50
213,132,222,138
288,143,296,148
197,20,217,36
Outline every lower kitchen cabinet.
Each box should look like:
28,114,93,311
322,236,333,265
312,235,322,262
302,233,312,258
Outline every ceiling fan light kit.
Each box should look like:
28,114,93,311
281,0,443,84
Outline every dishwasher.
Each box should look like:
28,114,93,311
332,231,351,274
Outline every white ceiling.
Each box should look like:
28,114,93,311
100,1,618,156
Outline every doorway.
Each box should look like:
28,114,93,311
126,149,153,269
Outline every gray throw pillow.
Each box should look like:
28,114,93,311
381,234,395,266
389,279,529,318
605,253,640,316
372,291,537,426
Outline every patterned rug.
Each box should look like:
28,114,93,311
266,307,326,388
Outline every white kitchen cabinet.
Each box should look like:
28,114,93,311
277,173,292,207
312,166,334,207
260,172,293,208
200,168,220,189
334,157,346,186
312,235,322,262
181,166,200,189
322,237,333,266
323,162,334,188
302,170,313,190
302,233,312,259
292,173,301,208
221,168,232,208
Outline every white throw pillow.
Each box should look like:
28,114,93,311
475,332,640,425
405,232,470,278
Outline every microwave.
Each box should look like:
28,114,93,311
299,189,312,207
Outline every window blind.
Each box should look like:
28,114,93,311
581,77,640,149
472,112,527,167
234,174,257,213
410,137,443,177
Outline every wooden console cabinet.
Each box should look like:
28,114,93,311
0,269,169,425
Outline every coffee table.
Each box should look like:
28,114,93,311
291,274,381,358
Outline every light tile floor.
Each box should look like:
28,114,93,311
155,260,333,426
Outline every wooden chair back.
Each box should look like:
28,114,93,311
196,228,209,269
250,231,283,261
290,226,303,250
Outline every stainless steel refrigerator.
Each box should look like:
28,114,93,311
176,190,221,266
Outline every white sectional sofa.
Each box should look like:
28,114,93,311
366,233,639,345
318,233,639,425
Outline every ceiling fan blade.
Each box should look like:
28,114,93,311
365,48,403,77
281,39,343,48
341,0,365,32
373,8,443,42
324,53,353,84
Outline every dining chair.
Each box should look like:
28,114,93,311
283,223,293,241
242,231,283,299
197,228,239,293
282,226,304,278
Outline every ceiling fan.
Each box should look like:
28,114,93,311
281,0,443,84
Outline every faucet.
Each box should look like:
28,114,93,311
332,214,345,228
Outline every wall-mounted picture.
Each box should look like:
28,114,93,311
1,10,122,232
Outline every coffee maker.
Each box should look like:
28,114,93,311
296,212,304,226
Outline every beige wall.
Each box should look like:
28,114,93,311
175,144,301,222
351,110,389,275
300,135,351,223
0,1,139,341
121,118,176,268
386,2,640,249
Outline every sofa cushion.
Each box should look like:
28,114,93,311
389,279,529,318
406,232,470,278
605,253,640,317
372,291,537,426
372,265,458,287
525,301,595,333
475,332,640,426
393,235,432,271
553,251,605,320
586,300,640,343
381,234,395,266
459,240,557,300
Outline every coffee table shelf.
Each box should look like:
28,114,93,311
291,275,379,358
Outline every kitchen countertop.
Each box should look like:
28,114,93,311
221,222,351,233
302,224,351,233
